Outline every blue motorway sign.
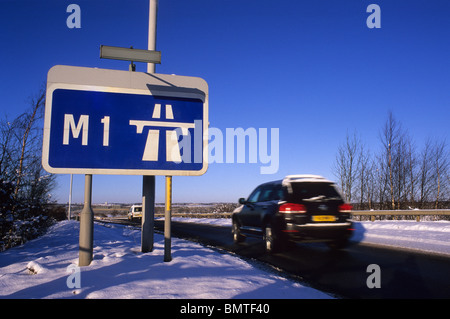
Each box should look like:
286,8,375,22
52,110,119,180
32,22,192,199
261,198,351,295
42,65,208,176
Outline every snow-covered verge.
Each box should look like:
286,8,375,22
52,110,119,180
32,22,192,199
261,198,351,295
169,217,450,257
352,220,450,256
0,220,331,299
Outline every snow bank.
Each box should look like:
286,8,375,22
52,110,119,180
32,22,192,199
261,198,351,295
0,220,331,299
170,217,231,227
352,220,450,256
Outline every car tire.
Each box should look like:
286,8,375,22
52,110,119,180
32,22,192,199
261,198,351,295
264,223,280,254
232,219,245,244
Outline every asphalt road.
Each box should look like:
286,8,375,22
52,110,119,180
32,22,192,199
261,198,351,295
153,219,450,299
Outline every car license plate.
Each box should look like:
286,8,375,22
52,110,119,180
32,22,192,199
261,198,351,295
312,215,336,222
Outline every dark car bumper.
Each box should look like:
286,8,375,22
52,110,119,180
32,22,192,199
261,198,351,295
281,222,354,242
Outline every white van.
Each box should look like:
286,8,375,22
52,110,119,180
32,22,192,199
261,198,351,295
127,205,142,221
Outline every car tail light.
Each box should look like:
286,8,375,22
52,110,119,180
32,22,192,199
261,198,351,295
279,203,306,214
339,203,352,213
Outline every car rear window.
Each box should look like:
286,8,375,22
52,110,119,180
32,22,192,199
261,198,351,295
289,182,342,202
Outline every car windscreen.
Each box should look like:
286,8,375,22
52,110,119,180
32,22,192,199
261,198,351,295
288,182,342,203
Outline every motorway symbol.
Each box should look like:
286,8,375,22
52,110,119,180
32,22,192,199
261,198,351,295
42,65,208,176
129,103,196,162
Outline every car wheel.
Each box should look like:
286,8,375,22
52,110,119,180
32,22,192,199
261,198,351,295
264,223,280,254
232,219,244,243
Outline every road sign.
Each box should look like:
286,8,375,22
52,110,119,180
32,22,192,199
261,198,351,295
42,65,208,176
100,45,161,64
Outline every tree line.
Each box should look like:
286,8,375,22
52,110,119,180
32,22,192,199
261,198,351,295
333,112,449,210
0,88,60,250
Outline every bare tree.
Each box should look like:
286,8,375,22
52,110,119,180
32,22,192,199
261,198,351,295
379,111,411,210
365,158,378,210
356,143,371,209
333,131,360,203
333,112,449,210
394,130,414,209
0,87,56,218
418,139,434,208
432,140,448,209
0,118,15,178
13,90,45,199
374,152,389,209
406,138,418,208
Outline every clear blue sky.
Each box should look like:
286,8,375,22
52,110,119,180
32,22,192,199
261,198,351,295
1,0,449,203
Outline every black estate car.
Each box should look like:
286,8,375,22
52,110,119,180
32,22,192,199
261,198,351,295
232,175,354,253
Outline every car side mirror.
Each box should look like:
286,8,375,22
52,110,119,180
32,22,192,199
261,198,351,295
238,198,247,205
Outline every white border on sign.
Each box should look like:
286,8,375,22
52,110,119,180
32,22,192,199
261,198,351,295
42,65,208,176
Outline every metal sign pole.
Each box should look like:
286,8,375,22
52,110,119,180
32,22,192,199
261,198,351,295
141,0,158,253
141,176,155,252
79,174,94,266
68,174,73,220
164,176,172,262
147,0,158,74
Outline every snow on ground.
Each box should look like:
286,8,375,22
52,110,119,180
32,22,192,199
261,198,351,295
0,220,331,299
2,218,450,299
352,220,450,256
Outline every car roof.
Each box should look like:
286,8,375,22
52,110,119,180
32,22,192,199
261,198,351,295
283,174,333,184
256,175,333,189
256,179,283,188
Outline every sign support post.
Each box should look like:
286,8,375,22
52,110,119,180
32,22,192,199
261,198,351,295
141,176,155,253
147,0,158,74
141,0,158,253
68,174,73,220
147,0,173,263
79,174,94,266
164,176,172,262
